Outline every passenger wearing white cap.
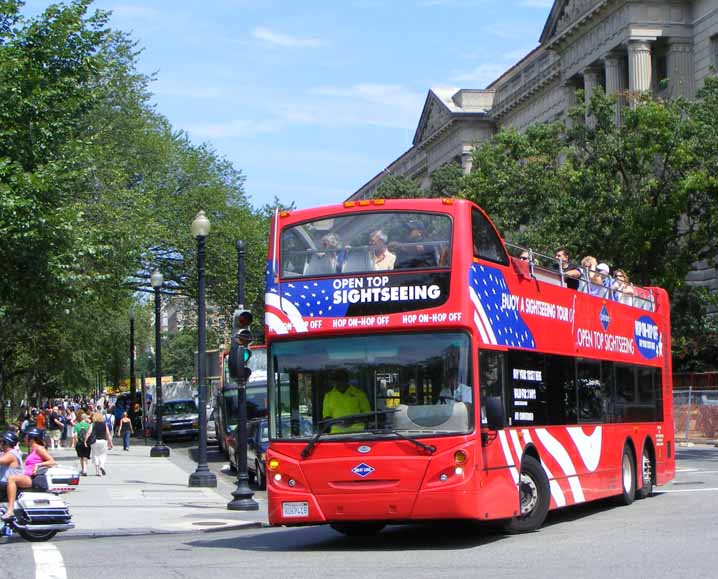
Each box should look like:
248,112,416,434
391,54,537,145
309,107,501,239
596,263,613,298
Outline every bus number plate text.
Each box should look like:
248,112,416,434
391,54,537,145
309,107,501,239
282,501,309,517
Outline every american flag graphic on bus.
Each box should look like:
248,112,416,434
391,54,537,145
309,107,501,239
265,262,350,334
469,263,535,349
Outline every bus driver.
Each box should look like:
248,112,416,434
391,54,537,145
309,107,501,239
322,370,370,433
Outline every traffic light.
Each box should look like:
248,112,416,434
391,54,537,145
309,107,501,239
229,309,253,383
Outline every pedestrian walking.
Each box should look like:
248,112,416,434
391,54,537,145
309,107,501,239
47,406,63,450
85,412,113,476
73,413,91,476
116,412,134,451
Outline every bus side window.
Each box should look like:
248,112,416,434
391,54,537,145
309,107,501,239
479,350,506,425
472,209,509,266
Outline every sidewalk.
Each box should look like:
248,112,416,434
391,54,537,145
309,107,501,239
50,441,268,538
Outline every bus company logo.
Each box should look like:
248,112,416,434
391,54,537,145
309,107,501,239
351,463,375,477
599,305,611,331
634,316,662,360
357,445,372,454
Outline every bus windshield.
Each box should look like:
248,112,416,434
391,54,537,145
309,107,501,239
280,211,452,278
270,332,473,439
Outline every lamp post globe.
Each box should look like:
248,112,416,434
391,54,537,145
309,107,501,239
191,210,210,238
189,211,217,487
150,269,170,458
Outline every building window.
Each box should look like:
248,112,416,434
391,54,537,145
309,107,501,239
711,34,718,71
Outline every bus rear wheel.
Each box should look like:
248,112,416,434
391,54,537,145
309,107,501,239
636,444,654,500
330,522,386,536
617,444,636,506
501,455,550,534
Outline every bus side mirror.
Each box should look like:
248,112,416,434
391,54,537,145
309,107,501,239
485,396,505,430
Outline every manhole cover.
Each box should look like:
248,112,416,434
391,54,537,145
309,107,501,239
192,521,227,527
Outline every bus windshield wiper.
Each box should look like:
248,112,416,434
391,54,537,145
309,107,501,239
300,409,400,459
368,427,436,454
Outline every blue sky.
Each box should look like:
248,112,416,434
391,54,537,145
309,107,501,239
28,0,554,210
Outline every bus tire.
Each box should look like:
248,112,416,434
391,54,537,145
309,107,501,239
501,455,550,534
330,522,386,536
636,443,654,500
617,444,636,506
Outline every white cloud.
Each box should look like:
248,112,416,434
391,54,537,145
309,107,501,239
109,3,162,21
450,63,507,86
252,26,324,48
520,0,553,7
298,83,425,129
184,119,284,139
151,79,225,99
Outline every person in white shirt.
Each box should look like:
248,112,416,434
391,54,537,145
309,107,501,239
369,229,396,271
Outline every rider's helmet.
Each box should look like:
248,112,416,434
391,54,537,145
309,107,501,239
23,426,43,443
1,431,19,447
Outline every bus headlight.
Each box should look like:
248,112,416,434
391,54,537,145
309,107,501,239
268,458,280,471
454,450,468,465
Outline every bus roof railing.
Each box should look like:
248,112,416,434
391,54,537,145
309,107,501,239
504,242,655,312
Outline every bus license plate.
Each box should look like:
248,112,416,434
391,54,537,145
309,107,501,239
282,502,309,517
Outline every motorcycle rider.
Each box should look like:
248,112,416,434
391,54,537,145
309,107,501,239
0,431,23,501
1,427,56,521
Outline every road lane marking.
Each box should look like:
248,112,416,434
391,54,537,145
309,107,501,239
32,543,67,579
657,488,718,493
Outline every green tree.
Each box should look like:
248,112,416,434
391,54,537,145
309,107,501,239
0,1,271,418
462,85,718,371
375,174,421,199
429,162,465,198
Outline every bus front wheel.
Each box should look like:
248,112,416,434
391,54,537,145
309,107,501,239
501,455,550,534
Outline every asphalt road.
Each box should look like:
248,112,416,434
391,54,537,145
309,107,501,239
4,445,718,579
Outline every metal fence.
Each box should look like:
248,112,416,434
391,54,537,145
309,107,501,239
673,389,718,442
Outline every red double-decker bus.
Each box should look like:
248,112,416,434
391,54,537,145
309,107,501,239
263,198,674,535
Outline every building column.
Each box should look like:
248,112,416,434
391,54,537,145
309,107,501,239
628,39,652,102
461,146,473,175
604,51,626,125
666,38,695,99
583,65,603,127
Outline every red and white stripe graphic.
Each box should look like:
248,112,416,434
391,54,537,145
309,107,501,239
469,286,497,345
497,426,603,508
265,292,308,335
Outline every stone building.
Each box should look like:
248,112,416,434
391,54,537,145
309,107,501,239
348,0,718,292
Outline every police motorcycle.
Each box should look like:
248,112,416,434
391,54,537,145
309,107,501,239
1,430,79,542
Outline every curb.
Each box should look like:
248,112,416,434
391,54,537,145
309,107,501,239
59,520,266,540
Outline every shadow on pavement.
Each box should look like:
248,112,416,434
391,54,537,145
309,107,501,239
186,520,506,552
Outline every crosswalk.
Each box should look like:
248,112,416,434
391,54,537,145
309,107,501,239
32,543,67,579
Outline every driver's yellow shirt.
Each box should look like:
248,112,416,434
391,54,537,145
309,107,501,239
322,386,370,433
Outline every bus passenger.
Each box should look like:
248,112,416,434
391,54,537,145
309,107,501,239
305,233,344,275
611,268,635,306
393,221,437,269
322,371,370,433
596,263,613,297
369,229,396,271
554,248,581,290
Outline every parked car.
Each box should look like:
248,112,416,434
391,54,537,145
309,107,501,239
227,416,312,489
160,399,199,440
207,407,217,444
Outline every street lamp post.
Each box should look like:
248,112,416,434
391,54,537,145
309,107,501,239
150,269,170,458
228,240,258,511
129,309,136,428
189,210,217,487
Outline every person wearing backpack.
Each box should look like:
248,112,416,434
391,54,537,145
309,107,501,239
85,413,113,476
73,413,91,476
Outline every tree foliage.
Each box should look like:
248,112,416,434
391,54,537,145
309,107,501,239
0,1,274,419
462,84,718,371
